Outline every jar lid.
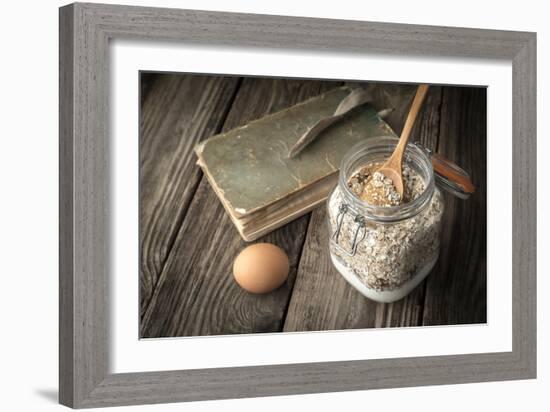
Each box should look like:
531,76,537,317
414,143,475,199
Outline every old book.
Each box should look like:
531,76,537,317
195,86,397,241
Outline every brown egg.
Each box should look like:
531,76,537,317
233,243,290,294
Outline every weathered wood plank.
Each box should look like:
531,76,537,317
282,207,377,331
140,78,340,337
139,72,158,103
139,74,241,316
283,86,444,331
422,87,487,325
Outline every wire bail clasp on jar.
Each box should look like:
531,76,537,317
331,203,367,257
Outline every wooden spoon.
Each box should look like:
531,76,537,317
376,84,430,198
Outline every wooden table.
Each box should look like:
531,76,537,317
139,74,487,338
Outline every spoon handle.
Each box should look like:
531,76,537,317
388,84,430,168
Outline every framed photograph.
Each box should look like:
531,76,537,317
59,2,536,408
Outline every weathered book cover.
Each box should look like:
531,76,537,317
195,86,397,240
195,86,396,216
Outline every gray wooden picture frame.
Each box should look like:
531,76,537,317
59,2,536,408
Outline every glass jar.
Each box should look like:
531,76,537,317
327,136,445,303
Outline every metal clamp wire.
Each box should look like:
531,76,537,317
331,203,367,257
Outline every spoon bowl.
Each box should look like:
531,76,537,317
375,165,405,199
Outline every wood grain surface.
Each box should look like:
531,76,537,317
139,74,241,315
422,87,487,325
140,77,340,337
140,76,487,337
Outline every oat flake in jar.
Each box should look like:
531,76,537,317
327,136,472,303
